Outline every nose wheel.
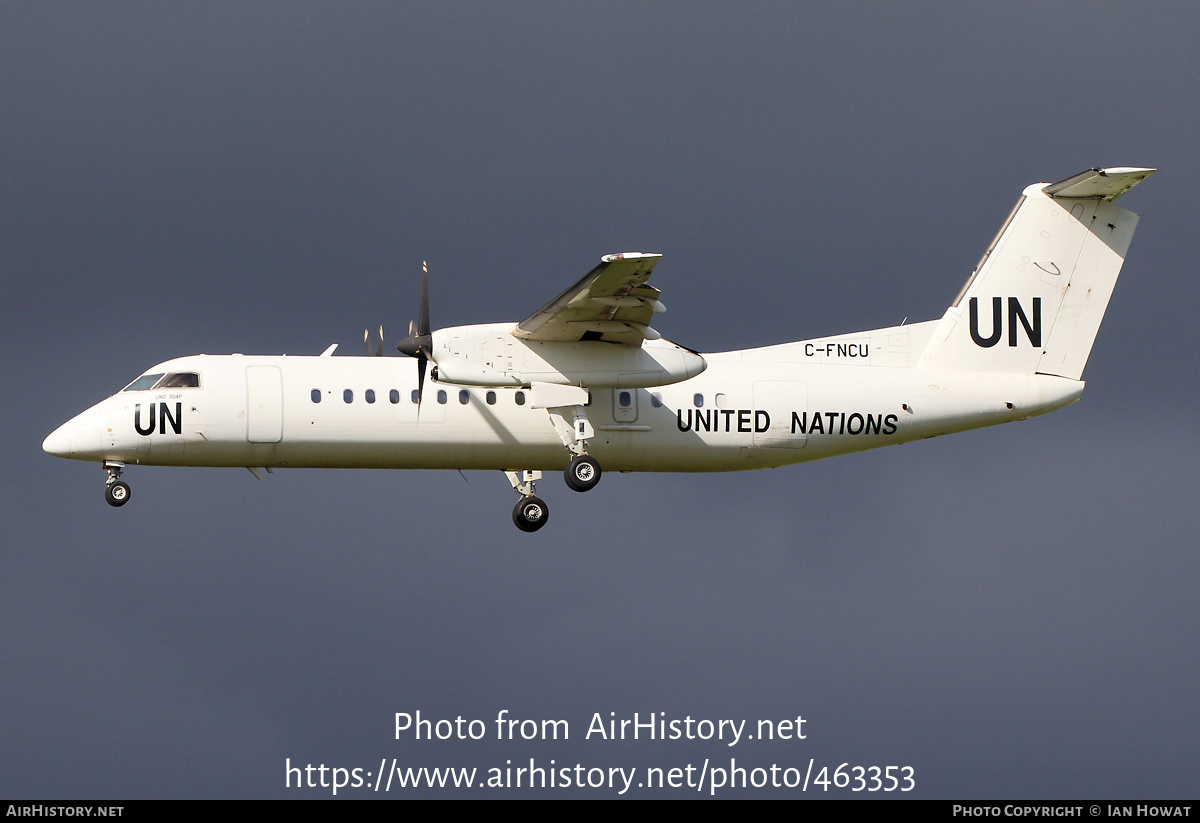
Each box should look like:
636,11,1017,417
105,480,131,507
103,462,130,507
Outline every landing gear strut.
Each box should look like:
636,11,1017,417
505,470,548,532
104,462,131,508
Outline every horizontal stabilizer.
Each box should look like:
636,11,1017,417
1042,167,1155,201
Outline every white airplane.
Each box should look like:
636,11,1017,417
43,167,1153,532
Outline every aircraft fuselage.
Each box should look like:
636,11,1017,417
43,320,1083,475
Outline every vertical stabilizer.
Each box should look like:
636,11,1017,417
920,167,1153,380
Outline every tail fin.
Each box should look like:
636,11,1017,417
920,167,1154,380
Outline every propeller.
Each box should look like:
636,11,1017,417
363,325,385,356
397,261,433,405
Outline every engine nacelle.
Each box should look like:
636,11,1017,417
430,323,706,388
432,356,523,387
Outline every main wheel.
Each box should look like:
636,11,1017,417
513,496,549,532
105,480,131,507
564,455,601,493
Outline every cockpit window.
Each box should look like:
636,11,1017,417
123,373,165,392
121,372,201,392
156,372,200,388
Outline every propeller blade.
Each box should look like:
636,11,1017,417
416,356,427,417
376,325,384,357
397,261,435,417
398,263,434,360
418,265,430,337
363,328,369,356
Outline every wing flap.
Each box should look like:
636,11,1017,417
514,252,664,345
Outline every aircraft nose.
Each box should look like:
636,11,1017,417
42,423,73,457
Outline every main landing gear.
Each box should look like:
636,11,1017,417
513,496,549,533
104,461,131,507
564,454,601,492
504,395,609,532
546,403,603,494
506,470,548,533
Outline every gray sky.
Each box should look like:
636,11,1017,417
3,2,1197,798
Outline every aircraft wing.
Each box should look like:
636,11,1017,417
513,252,665,346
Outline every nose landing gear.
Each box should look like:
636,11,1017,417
105,481,131,507
103,462,131,507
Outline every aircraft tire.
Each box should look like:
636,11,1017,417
513,496,548,532
105,480,131,507
564,455,601,493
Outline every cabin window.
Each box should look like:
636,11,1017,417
344,389,353,404
459,389,470,405
437,390,447,404
390,389,400,404
365,389,376,404
716,393,729,408
515,391,526,406
693,393,704,408
486,391,497,405
650,392,663,408
613,388,638,422
411,389,420,404
311,389,321,403
122,374,165,392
